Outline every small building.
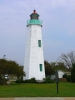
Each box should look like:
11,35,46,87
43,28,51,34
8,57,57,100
50,70,65,79
57,70,65,78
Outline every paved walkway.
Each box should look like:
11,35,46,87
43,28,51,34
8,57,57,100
0,97,75,100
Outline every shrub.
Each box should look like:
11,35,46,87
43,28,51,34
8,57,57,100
24,78,36,83
66,75,71,82
16,78,54,83
16,78,37,83
43,78,54,83
0,76,8,85
71,69,75,82
71,64,75,82
63,73,67,78
16,79,23,83
29,78,36,83
59,78,67,82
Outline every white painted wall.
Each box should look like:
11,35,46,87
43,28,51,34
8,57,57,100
58,70,64,78
50,70,65,79
23,24,45,80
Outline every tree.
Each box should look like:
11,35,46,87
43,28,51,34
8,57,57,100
54,62,69,72
16,66,25,79
0,59,25,82
71,63,75,82
44,61,55,78
58,51,75,69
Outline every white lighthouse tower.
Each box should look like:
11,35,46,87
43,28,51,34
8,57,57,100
23,10,45,80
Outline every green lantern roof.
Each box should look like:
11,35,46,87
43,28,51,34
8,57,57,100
27,10,42,26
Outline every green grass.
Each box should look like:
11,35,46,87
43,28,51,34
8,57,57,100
0,82,75,97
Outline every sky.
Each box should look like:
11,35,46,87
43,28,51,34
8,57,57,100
0,0,75,65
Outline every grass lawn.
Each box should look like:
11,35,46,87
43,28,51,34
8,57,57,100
0,82,75,97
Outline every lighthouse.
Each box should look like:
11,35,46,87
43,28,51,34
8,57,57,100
23,10,45,80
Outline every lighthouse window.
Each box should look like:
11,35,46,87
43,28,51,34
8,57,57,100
39,64,42,71
38,40,41,47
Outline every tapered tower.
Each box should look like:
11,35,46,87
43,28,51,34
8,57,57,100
23,10,45,80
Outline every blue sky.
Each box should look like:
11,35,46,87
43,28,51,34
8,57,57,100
0,0,75,65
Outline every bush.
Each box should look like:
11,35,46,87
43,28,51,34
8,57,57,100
0,76,8,85
16,79,23,83
16,78,37,83
24,78,36,83
71,69,75,82
59,78,67,82
29,78,36,83
43,78,54,83
66,75,71,82
71,64,75,82
16,78,54,83
61,73,71,82
63,73,67,78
